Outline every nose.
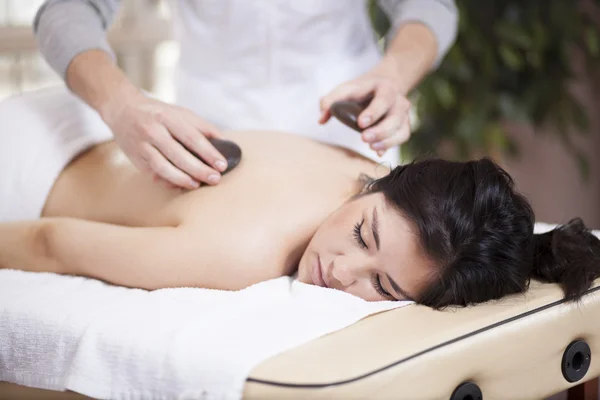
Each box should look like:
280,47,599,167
331,256,363,288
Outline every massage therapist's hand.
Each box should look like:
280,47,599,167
319,59,411,157
102,90,228,189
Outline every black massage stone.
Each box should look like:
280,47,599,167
330,99,384,133
207,138,242,174
184,138,242,175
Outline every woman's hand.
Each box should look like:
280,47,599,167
102,91,229,190
319,60,411,157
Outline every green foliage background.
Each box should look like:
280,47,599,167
370,0,600,176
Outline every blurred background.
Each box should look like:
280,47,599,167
0,0,177,101
1,0,599,229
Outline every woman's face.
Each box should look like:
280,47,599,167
297,192,435,302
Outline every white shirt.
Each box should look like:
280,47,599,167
35,0,459,165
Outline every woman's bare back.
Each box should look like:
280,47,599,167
42,130,385,282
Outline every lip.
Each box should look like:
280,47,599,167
311,254,328,288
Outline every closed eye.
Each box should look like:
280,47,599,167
372,273,393,298
353,220,367,249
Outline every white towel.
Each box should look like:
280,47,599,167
0,270,409,400
0,87,113,222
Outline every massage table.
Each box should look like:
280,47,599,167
1,278,599,400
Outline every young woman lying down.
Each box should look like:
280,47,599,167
1,87,599,308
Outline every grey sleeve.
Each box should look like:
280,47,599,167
377,0,458,68
33,0,121,79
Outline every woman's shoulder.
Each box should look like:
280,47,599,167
223,129,384,173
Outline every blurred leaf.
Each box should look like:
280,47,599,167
531,20,547,51
385,0,600,176
485,122,509,151
457,108,487,145
499,44,524,70
585,26,600,57
498,93,531,124
575,150,591,181
367,0,390,39
526,51,542,68
495,22,533,49
432,79,456,109
569,97,590,133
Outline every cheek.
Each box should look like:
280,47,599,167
309,221,336,250
312,206,352,244
328,203,359,228
317,210,354,247
305,201,366,267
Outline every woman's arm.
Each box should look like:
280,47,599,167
380,0,458,70
0,218,240,291
33,0,143,124
33,0,228,188
33,0,142,130
319,0,458,154
33,0,120,81
378,0,459,94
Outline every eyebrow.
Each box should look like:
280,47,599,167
371,207,380,251
386,273,415,301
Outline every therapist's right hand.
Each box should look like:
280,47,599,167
102,91,228,190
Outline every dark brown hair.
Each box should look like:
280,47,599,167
366,158,600,308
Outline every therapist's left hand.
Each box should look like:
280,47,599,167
319,61,411,157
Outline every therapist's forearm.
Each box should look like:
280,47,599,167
379,23,438,95
66,50,143,122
